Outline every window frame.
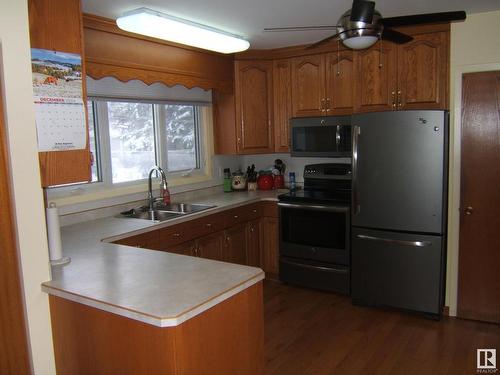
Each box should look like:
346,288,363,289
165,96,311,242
48,97,210,197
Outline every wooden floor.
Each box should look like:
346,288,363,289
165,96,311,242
264,280,500,375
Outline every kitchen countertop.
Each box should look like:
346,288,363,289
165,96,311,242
42,190,282,327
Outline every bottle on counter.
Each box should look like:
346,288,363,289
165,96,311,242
161,183,171,205
223,168,232,193
289,172,296,191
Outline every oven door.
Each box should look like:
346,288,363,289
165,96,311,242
278,202,350,265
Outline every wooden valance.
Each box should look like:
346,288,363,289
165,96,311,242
82,14,235,93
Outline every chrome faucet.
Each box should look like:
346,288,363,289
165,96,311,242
147,166,167,211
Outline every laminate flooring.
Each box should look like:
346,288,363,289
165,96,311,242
264,280,500,375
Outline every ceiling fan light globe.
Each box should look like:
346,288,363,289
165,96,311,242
342,35,379,49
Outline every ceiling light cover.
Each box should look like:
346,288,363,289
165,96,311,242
116,8,250,54
342,35,379,49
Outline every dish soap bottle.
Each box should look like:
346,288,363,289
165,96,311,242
161,182,171,205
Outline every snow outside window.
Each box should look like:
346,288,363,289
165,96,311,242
87,99,203,185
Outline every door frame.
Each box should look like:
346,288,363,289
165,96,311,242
447,62,500,317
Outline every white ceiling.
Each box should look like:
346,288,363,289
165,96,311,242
82,0,500,49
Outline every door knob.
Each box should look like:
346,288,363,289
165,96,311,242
465,206,474,215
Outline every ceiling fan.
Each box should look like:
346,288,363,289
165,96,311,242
264,0,466,50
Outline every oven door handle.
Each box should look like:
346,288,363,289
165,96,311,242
281,258,349,274
278,202,350,213
355,234,432,247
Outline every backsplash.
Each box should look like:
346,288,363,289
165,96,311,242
241,153,351,182
56,153,350,226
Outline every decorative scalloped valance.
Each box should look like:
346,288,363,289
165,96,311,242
83,14,234,94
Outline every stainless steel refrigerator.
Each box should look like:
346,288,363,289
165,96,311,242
351,110,448,318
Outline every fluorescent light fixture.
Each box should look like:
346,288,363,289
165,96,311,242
116,8,250,54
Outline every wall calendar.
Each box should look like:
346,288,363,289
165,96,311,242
31,48,86,152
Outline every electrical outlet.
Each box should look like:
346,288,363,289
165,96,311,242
217,167,223,177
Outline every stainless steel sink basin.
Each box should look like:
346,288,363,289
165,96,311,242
155,202,216,214
118,208,182,222
117,203,216,222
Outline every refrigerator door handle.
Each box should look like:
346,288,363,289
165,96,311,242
356,234,432,247
352,125,361,215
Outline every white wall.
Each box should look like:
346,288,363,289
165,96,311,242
0,1,55,373
446,10,500,316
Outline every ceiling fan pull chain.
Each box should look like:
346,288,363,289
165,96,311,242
378,38,383,69
337,40,341,76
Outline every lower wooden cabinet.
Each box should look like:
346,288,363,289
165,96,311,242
168,241,195,256
260,216,279,276
246,219,261,267
197,232,224,260
114,202,281,277
114,230,161,250
224,223,248,264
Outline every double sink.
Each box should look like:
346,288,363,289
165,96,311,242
118,202,216,222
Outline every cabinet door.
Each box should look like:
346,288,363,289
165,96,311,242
235,60,274,154
397,32,449,110
273,60,292,152
223,223,247,264
354,42,398,113
114,231,160,250
246,219,261,267
29,0,91,187
291,55,326,117
260,217,279,276
325,50,355,115
168,241,196,256
197,232,224,261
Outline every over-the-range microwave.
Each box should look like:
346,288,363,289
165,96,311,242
290,116,352,157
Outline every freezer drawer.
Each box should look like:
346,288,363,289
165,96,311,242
280,257,350,295
351,227,445,316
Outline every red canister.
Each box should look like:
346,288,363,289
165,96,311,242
273,174,284,189
257,174,274,190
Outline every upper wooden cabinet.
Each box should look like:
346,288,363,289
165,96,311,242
354,42,398,113
29,0,91,187
291,55,326,117
273,60,292,152
235,60,274,154
291,51,355,117
354,31,449,112
325,51,355,115
397,31,449,110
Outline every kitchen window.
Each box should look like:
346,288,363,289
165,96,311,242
88,99,204,185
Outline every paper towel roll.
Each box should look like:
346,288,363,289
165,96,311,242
46,202,63,261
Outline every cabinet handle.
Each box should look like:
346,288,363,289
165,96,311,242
252,209,257,213
397,90,402,108
320,98,326,112
326,98,331,112
173,233,181,238
234,215,239,219
250,227,255,233
391,91,396,108
205,223,212,228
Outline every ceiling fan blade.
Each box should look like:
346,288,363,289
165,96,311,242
380,11,466,28
350,1,375,23
381,28,414,44
264,25,339,32
306,33,341,50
